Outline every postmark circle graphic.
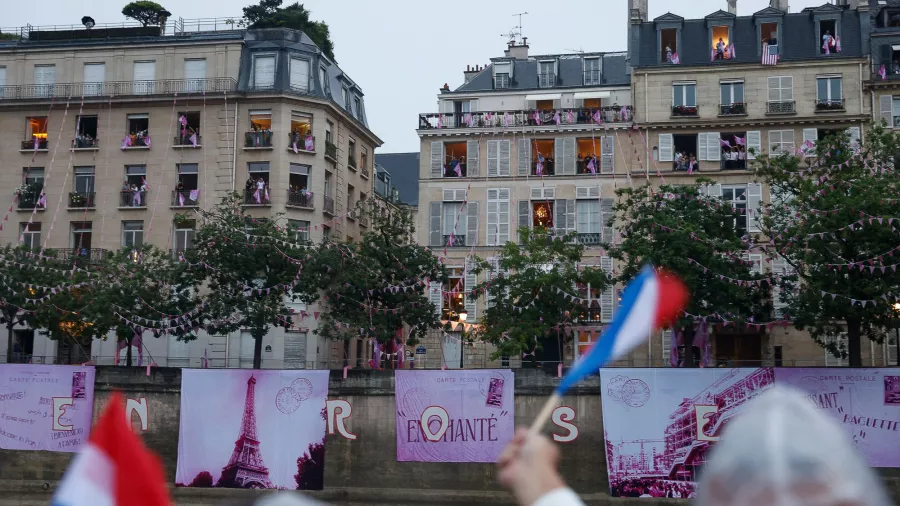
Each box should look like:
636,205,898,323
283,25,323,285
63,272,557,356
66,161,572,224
621,379,650,408
290,378,314,401
478,373,507,396
798,375,827,394
402,388,430,418
606,375,629,402
276,387,301,414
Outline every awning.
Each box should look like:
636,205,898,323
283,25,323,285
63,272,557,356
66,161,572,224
574,91,611,99
893,45,900,51
525,93,562,101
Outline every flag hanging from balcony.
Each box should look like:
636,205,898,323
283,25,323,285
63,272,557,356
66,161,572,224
880,64,888,81
179,114,188,127
189,189,199,201
33,138,39,151
671,52,680,64
536,153,545,176
38,193,46,208
587,157,597,174
553,111,561,125
179,193,185,206
305,134,315,151
189,133,198,147
121,136,132,149
592,110,603,125
729,43,735,58
532,111,542,126
762,44,779,65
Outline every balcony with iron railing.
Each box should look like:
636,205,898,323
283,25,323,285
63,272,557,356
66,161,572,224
44,248,108,266
120,190,148,208
347,154,357,170
174,134,201,147
572,307,604,325
72,137,98,150
575,233,602,246
21,139,48,151
766,100,796,114
0,77,236,101
68,192,95,208
16,189,45,210
244,130,273,149
671,105,699,117
244,188,271,206
721,158,747,171
286,189,314,209
532,159,556,176
323,195,335,215
442,235,466,247
719,103,747,116
325,141,338,162
419,105,634,130
172,189,200,207
538,72,556,88
288,132,315,152
815,98,845,112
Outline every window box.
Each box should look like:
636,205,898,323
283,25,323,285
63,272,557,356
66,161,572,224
671,105,698,117
120,189,148,208
815,99,845,111
68,192,96,209
244,130,273,149
766,101,796,114
719,103,747,116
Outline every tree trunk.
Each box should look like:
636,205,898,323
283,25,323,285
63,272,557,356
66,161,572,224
682,326,696,368
846,317,862,368
6,317,14,364
253,331,264,369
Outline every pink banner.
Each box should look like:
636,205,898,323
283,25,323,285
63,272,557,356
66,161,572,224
0,364,95,452
176,369,329,490
395,370,514,463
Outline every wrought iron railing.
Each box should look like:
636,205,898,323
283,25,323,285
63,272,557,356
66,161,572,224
815,98,845,111
671,105,698,117
767,100,796,114
244,130,273,148
419,105,634,130
287,190,314,208
172,189,199,207
244,188,271,205
16,191,44,210
68,192,95,208
719,103,747,116
44,248,107,265
174,134,201,146
120,190,148,207
442,235,466,247
721,159,747,170
21,139,48,150
288,132,315,152
576,233,602,245
0,77,236,100
323,196,335,215
325,141,337,160
72,138,98,149
572,308,604,325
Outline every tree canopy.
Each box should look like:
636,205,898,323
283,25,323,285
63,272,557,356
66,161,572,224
755,125,900,366
242,0,336,62
121,1,171,27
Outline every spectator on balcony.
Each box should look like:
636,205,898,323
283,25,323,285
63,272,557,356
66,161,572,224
245,177,254,194
715,38,726,60
665,45,673,63
121,180,132,206
688,154,697,173
176,180,184,194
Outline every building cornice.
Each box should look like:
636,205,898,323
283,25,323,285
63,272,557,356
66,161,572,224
634,57,869,75
638,114,869,130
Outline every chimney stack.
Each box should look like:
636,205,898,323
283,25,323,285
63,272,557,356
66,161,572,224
769,0,788,12
463,64,481,83
504,38,529,60
628,0,649,23
727,0,737,15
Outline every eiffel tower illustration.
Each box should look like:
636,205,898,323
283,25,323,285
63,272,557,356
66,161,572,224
217,375,273,488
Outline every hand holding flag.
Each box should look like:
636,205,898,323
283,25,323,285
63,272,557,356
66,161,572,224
528,266,688,435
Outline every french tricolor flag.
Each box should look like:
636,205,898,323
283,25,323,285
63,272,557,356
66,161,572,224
52,393,170,506
557,265,688,394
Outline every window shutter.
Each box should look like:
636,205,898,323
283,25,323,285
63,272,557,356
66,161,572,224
464,257,478,320
185,59,206,80
133,61,155,94
554,199,568,235
601,198,614,243
431,141,444,178
429,281,443,316
702,184,723,198
707,132,720,162
517,139,531,176
771,255,789,319
498,140,511,176
600,256,614,323
746,131,761,159
697,133,709,161
576,186,600,199
601,136,614,174
749,253,763,275
658,134,673,162
467,140,480,176
880,95,894,128
748,183,763,232
847,127,860,149
487,190,498,246
289,57,309,92
486,257,499,309
518,200,531,242
429,202,442,246
802,128,818,153
253,56,275,88
466,202,479,246
566,199,576,233
498,189,510,244
554,138,565,174
488,140,500,177
34,65,56,86
564,138,577,175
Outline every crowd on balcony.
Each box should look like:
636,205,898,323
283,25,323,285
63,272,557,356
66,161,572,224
173,181,200,206
576,153,600,174
289,130,315,152
73,132,97,149
673,151,698,172
121,179,148,206
245,176,270,204
445,156,467,177
177,122,200,147
122,130,151,149
246,126,274,147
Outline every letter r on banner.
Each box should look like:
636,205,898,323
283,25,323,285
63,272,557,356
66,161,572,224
326,399,356,440
52,397,74,431
695,405,720,442
551,406,578,443
420,406,450,442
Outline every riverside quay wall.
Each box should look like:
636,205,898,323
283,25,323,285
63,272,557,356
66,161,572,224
0,366,898,505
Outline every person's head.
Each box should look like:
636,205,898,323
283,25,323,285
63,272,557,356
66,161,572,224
696,386,891,506
719,38,724,43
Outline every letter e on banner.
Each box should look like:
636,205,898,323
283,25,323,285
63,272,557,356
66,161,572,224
420,406,450,442
695,405,720,442
551,406,578,443
326,399,356,440
52,397,74,431
126,397,149,432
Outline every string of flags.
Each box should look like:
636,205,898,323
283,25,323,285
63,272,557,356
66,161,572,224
685,258,774,287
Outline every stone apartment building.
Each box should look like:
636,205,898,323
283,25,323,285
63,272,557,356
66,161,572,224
628,0,896,367
0,19,382,369
415,40,637,368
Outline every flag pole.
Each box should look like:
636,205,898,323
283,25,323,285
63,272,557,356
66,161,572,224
528,393,562,436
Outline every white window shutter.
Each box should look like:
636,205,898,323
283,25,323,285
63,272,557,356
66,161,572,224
749,253,763,275
429,202,442,246
289,58,309,92
601,136,614,174
554,138,565,173
576,187,589,199
498,140,511,176
563,137,577,175
518,200,531,241
467,140,480,176
517,139,531,176
748,183,763,232
464,258,478,320
708,132,720,162
431,141,444,178
530,187,543,200
601,198,614,243
661,330,672,366
133,61,155,94
847,127,860,149
771,255,789,319
880,95,894,128
486,257,499,309
498,189,510,244
253,56,275,88
696,133,707,161
659,134,673,162
802,128,818,154
429,281,443,316
746,131,761,159
488,140,499,177
566,199,576,233
600,257,615,323
466,202,479,246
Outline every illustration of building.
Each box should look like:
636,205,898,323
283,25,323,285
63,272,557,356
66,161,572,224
218,375,272,488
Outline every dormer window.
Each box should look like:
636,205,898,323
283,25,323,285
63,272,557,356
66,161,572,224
583,58,601,86
660,29,678,63
538,61,556,88
761,22,779,56
712,26,733,60
818,19,840,55
494,62,511,89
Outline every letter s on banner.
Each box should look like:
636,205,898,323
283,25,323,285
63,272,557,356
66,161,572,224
551,406,578,443
52,397,74,431
326,399,356,440
420,406,450,442
694,405,720,442
125,397,149,432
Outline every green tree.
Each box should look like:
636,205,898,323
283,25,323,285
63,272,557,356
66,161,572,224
608,182,771,367
755,125,900,367
242,0,336,62
311,204,445,366
184,194,312,369
470,227,610,363
121,1,171,26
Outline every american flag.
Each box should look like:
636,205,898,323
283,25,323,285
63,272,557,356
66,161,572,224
762,43,779,66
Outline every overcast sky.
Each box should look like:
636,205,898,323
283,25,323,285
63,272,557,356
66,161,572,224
4,0,829,152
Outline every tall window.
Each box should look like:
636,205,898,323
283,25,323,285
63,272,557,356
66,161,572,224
538,61,555,88
70,222,93,250
74,166,95,194
33,64,56,98
25,117,48,149
177,163,199,191
673,82,697,106
767,76,794,110
443,202,467,246
576,200,601,241
184,58,206,92
83,63,105,96
173,220,195,254
816,76,843,108
769,130,795,153
319,66,330,94
74,115,99,148
354,96,362,119
122,221,144,248
722,186,748,234
20,223,40,249
176,111,201,145
494,62,511,89
126,114,150,147
252,55,275,89
720,81,744,105
288,219,310,243
342,86,351,110
583,58,601,85
132,61,156,95
289,57,310,93
23,167,44,186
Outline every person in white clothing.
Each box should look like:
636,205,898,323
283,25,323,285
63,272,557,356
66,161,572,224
497,428,585,506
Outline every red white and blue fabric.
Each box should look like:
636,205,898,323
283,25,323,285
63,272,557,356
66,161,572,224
51,393,170,506
556,266,687,394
